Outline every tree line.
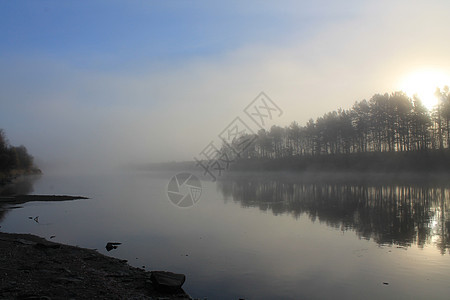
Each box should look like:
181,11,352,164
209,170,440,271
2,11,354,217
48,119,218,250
235,87,450,159
0,129,36,175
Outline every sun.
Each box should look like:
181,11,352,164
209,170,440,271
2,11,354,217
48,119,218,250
398,69,450,110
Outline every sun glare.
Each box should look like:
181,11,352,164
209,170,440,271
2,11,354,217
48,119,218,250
398,69,450,110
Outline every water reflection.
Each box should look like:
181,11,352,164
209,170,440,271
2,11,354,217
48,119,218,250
217,173,450,254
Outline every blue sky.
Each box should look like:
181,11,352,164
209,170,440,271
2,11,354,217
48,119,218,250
1,0,450,170
0,1,358,69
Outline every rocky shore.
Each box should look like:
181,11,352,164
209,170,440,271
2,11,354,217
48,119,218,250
0,231,191,299
0,179,192,299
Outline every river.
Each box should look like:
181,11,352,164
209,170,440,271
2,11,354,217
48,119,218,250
1,170,449,299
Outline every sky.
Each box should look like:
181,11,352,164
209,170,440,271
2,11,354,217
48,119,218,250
1,0,450,172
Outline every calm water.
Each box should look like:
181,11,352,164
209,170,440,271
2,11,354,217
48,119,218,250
1,170,450,299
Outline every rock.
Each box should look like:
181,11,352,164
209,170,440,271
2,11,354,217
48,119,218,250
105,242,121,252
18,295,51,300
17,239,36,245
53,277,83,284
33,243,61,250
150,271,186,290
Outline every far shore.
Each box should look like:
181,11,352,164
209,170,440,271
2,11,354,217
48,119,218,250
138,149,450,175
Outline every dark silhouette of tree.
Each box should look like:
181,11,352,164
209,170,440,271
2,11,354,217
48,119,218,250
435,86,450,149
287,122,302,155
0,130,16,172
351,100,371,152
12,145,34,170
255,129,273,158
410,96,431,150
0,129,7,151
0,129,37,178
231,89,450,166
269,125,285,158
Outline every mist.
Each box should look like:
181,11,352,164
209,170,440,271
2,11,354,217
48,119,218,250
2,2,450,299
1,0,450,174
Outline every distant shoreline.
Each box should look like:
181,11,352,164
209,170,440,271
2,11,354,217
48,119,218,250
139,149,450,174
230,149,450,173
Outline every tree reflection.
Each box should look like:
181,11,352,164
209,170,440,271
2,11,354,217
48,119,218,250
217,174,450,254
